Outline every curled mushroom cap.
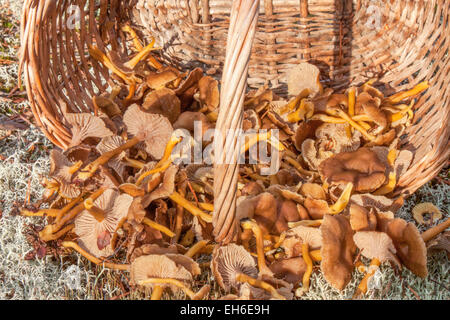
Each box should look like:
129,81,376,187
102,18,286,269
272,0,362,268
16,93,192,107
412,203,442,225
287,62,321,97
300,183,327,200
385,219,428,278
65,112,113,147
236,193,278,235
130,254,194,290
142,165,178,207
349,204,377,232
142,88,181,124
286,225,322,250
353,231,400,266
211,244,258,292
318,148,387,193
49,150,81,199
74,190,132,257
198,76,220,111
320,215,356,290
123,104,173,159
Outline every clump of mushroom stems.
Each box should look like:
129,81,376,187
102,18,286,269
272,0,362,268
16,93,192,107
235,273,286,300
135,136,182,186
241,219,273,276
169,191,213,223
353,258,381,299
77,138,142,181
62,241,130,271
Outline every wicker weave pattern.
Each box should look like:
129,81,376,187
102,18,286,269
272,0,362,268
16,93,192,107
19,0,450,196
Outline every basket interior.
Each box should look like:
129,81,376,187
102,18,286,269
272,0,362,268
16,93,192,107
21,0,450,195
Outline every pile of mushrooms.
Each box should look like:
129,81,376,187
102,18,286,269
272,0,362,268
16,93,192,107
20,27,449,300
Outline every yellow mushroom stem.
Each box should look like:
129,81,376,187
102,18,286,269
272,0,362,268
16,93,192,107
348,87,356,117
354,258,381,298
84,198,106,222
235,273,286,300
135,136,182,186
288,220,323,228
241,131,271,154
44,178,60,190
279,89,311,115
124,81,136,102
138,278,196,299
40,224,75,242
355,261,367,273
185,240,209,258
242,167,270,183
68,161,83,175
21,208,60,217
421,218,450,242
150,285,164,300
173,201,184,244
273,233,286,249
121,24,144,51
287,99,314,123
123,156,145,169
78,137,141,181
388,81,429,104
309,250,322,262
62,241,130,271
301,243,313,293
387,148,398,166
169,192,213,223
389,100,415,122
310,114,346,124
241,219,273,276
373,172,396,196
55,195,83,222
142,217,175,238
198,202,214,212
88,45,135,85
329,182,354,214
322,181,329,192
123,39,158,70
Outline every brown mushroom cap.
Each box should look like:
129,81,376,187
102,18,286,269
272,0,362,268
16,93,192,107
74,190,132,257
65,112,113,147
198,76,220,111
146,67,180,89
142,88,181,124
240,181,264,197
303,197,331,220
272,199,302,234
349,203,377,232
236,193,278,235
320,215,356,290
385,219,428,278
130,254,193,290
123,104,173,159
300,183,327,200
294,120,322,151
211,244,258,292
353,231,400,266
355,92,387,134
49,150,81,199
130,243,180,262
315,123,362,154
269,257,308,284
173,111,214,138
318,148,387,193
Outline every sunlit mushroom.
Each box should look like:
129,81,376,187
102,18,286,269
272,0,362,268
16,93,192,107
142,88,181,124
48,150,82,199
412,203,443,226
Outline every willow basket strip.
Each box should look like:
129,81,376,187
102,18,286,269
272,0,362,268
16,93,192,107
20,0,450,197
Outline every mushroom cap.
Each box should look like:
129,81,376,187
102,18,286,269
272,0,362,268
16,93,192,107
236,192,278,235
243,109,261,131
211,244,258,292
130,243,180,262
385,219,428,278
173,111,213,137
350,193,403,213
301,139,322,170
287,62,321,97
198,76,220,111
355,92,387,134
353,231,400,265
318,148,387,193
49,150,81,199
240,181,264,197
269,257,308,285
65,112,113,147
93,96,122,119
142,88,181,124
286,225,322,250
294,120,322,151
123,104,173,159
349,203,377,232
96,135,127,177
74,190,131,257
274,169,302,186
300,183,327,200
303,197,330,220
146,68,180,89
130,254,194,290
320,215,356,290
315,123,362,154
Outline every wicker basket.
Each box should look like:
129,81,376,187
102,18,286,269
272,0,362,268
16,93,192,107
20,0,449,239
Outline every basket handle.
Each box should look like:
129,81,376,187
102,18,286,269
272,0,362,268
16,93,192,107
212,0,260,244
